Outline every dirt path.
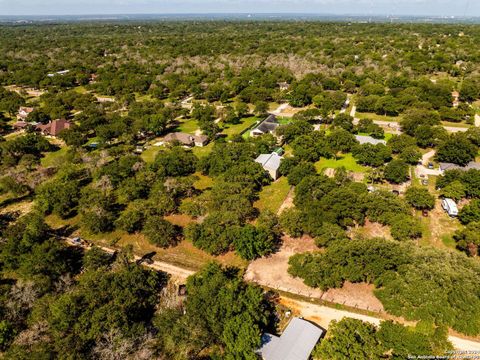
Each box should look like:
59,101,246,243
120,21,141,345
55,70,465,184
475,114,480,127
280,296,480,351
62,236,194,280
276,186,295,215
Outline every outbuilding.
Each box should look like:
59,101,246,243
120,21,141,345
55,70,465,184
256,317,324,360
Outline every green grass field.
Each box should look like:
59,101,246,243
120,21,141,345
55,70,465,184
315,153,367,173
254,177,291,214
192,143,214,158
141,146,161,163
221,116,259,139
41,147,69,167
355,112,402,123
175,118,199,133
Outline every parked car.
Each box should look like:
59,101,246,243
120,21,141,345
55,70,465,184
428,162,434,169
421,179,428,186
422,209,429,217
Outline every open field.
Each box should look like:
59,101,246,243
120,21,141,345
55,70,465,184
355,111,403,123
40,146,69,167
221,116,258,138
175,118,199,133
315,153,367,173
254,177,291,214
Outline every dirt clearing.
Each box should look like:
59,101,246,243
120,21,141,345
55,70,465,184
245,235,384,312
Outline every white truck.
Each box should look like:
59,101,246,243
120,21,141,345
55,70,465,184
442,198,458,217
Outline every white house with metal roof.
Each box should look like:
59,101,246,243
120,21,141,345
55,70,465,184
255,152,283,180
256,317,324,360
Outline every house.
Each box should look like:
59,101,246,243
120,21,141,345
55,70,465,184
256,317,324,360
439,162,480,174
355,135,387,146
36,119,72,137
164,132,209,147
255,152,283,180
250,115,279,137
17,107,34,120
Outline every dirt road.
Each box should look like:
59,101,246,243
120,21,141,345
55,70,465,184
62,236,194,280
280,297,480,351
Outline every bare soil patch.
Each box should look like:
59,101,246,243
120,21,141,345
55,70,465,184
245,235,384,312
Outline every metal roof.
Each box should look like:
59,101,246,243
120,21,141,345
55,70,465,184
355,135,387,146
255,152,282,172
257,318,324,360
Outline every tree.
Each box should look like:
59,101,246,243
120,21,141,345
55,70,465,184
405,187,435,210
327,128,358,153
313,318,383,360
459,200,480,225
332,114,354,132
233,225,278,260
314,222,349,247
384,160,409,184
287,162,317,186
399,146,422,165
153,146,198,177
143,216,178,248
390,214,422,241
440,180,466,201
279,208,304,238
352,143,391,167
185,263,268,358
454,222,480,257
436,135,478,166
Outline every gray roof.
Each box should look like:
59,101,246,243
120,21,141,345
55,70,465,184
255,152,282,172
355,135,387,145
257,317,324,360
439,162,480,172
254,115,279,134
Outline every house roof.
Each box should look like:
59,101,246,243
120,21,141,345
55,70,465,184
164,132,208,145
257,318,324,360
255,152,282,172
439,162,480,172
254,115,279,134
355,135,387,145
36,119,71,136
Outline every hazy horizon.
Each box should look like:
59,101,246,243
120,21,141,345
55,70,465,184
0,0,478,17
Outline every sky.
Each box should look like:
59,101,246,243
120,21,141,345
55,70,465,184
0,0,478,17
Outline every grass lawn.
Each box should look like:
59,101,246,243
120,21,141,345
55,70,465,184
221,116,258,139
175,118,199,134
315,154,367,173
277,117,292,125
356,112,402,123
140,146,161,163
192,143,214,158
193,172,214,190
357,132,393,142
440,121,471,128
41,147,69,168
254,177,291,214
